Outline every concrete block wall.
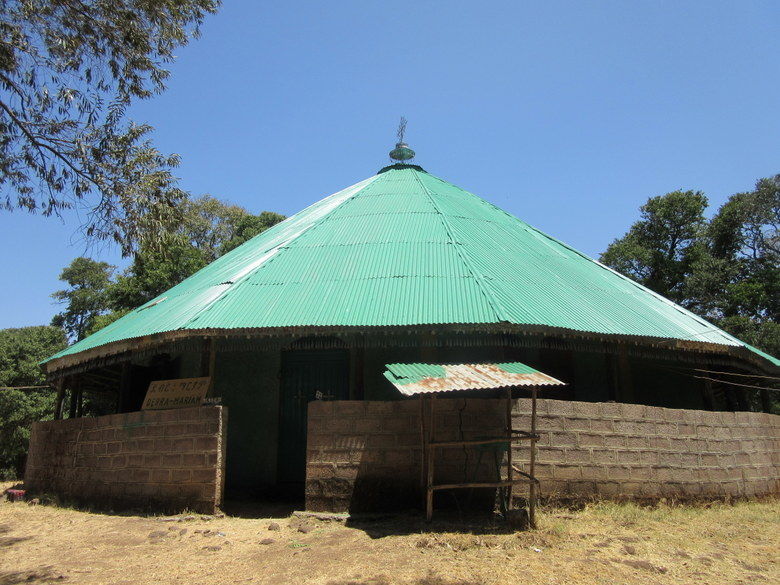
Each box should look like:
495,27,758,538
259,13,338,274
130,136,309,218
306,399,506,512
512,400,780,500
24,406,227,513
306,398,780,513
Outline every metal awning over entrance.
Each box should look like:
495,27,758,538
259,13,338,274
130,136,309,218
384,361,565,526
384,362,565,395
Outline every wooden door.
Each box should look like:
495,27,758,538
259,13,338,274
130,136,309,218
277,349,349,485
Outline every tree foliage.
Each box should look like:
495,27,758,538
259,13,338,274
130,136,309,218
51,198,287,332
51,257,115,341
110,235,206,309
219,210,286,255
601,177,780,357
0,0,219,254
0,326,67,479
0,326,67,387
107,196,285,310
601,190,708,305
0,388,55,479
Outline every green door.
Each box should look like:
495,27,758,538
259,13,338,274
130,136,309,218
278,349,350,485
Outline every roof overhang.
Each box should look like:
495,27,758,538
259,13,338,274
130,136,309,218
43,322,780,382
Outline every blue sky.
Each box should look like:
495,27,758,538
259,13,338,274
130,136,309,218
1,1,778,329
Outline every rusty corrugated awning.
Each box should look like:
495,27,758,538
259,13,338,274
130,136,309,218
384,362,565,396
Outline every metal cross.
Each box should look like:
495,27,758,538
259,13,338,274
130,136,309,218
397,116,407,144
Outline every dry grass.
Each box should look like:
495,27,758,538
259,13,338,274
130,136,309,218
0,482,777,585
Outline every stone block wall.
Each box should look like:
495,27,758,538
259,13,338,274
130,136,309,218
24,406,227,514
306,399,780,512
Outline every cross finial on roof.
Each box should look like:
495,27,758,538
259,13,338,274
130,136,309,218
389,116,415,162
397,116,407,144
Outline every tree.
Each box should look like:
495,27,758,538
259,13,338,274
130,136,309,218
0,326,67,387
707,176,779,319
51,257,114,341
109,199,285,310
601,177,779,359
220,210,286,255
110,235,207,309
0,0,219,254
54,198,286,336
0,326,67,479
702,175,780,356
180,195,248,262
600,190,708,305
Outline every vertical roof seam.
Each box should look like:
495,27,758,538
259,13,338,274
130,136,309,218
410,169,509,323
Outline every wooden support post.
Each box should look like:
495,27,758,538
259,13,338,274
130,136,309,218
702,378,715,411
68,376,83,419
53,377,66,420
529,387,538,529
760,387,772,414
505,387,513,512
426,395,436,522
207,338,217,396
68,378,78,419
117,361,131,413
419,396,427,490
76,388,84,418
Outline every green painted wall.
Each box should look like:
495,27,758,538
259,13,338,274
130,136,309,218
198,335,721,495
630,358,706,410
170,350,202,378
572,351,612,402
214,347,281,490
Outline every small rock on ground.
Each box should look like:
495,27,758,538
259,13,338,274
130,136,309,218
619,559,667,573
148,531,168,539
268,522,281,531
260,538,275,545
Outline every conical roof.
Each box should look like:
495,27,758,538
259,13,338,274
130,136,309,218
48,163,778,367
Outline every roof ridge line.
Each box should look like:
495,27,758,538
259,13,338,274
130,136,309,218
519,221,742,346
411,171,510,323
433,174,741,347
180,175,380,330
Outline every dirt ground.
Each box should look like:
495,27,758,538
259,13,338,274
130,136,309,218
0,486,777,585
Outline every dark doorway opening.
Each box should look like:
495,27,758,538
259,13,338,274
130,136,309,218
277,349,350,490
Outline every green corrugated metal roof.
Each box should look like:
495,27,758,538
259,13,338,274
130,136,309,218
384,362,565,395
47,163,779,368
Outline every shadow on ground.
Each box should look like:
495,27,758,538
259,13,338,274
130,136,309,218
0,536,32,548
222,498,298,519
0,567,63,585
344,508,518,539
325,575,486,585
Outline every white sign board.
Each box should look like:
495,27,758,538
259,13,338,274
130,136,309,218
141,377,211,410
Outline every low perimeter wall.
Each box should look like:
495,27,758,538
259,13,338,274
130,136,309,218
25,406,227,514
306,399,780,512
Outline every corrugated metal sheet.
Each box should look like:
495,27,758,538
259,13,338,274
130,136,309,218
46,163,779,367
384,362,565,395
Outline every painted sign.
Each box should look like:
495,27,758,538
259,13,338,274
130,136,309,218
141,377,211,410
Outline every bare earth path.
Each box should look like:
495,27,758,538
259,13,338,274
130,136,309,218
0,491,777,585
